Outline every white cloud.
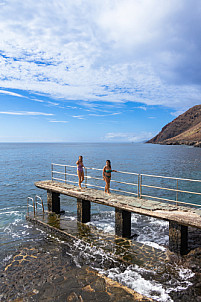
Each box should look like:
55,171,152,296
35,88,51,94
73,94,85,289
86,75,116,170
105,131,153,142
170,109,187,117
88,112,121,117
0,1,201,110
31,98,45,103
49,120,68,123
0,89,26,98
72,115,85,120
111,112,121,115
47,101,59,106
0,111,53,116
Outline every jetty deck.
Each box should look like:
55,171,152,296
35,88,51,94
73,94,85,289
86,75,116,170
35,180,201,229
32,179,201,255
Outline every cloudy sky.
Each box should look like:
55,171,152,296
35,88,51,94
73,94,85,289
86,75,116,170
0,0,201,142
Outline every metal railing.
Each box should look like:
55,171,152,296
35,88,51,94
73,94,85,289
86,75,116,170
27,197,35,216
51,163,201,208
27,195,45,216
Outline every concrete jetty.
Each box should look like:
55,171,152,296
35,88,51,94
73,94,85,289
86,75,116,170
34,180,201,255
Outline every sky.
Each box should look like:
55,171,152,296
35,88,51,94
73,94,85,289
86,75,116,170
0,0,201,142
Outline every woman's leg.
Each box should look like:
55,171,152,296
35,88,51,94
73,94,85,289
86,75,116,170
107,180,111,194
81,171,84,183
105,178,110,194
104,181,107,193
78,171,82,189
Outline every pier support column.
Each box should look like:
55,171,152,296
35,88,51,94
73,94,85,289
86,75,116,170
47,190,60,214
115,208,131,238
169,221,188,255
77,199,91,223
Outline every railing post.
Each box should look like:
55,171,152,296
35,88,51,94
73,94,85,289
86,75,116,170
176,179,178,206
140,174,142,198
33,198,35,217
137,174,140,198
35,196,37,214
65,165,67,184
85,168,87,188
41,198,44,214
51,163,53,181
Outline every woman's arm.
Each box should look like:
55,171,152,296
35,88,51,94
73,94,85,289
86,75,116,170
102,167,105,178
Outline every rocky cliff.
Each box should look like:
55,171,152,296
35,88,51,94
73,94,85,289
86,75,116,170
147,105,201,147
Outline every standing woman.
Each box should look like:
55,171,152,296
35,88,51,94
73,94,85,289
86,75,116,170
103,160,117,194
76,155,85,190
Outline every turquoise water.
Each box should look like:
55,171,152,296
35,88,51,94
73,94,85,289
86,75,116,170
0,143,201,301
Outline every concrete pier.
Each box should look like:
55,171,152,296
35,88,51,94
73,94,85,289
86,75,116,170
47,190,60,214
169,221,188,255
77,198,91,223
35,181,201,255
115,208,131,238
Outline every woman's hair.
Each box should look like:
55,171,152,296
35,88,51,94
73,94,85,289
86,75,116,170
79,155,83,161
106,160,111,168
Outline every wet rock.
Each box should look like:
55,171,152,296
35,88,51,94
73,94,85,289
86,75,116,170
67,292,83,302
82,285,95,292
91,278,106,292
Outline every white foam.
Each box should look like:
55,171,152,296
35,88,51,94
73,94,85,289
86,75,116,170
104,265,173,302
131,214,138,223
178,267,195,280
138,241,167,251
65,216,76,220
149,217,169,227
23,224,32,229
87,221,115,235
0,205,27,212
3,254,12,263
0,210,21,215
36,228,46,234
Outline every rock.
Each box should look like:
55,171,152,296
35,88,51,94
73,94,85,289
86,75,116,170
82,285,95,292
67,292,80,302
147,105,201,147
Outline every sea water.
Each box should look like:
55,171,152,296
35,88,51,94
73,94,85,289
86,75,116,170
0,143,201,301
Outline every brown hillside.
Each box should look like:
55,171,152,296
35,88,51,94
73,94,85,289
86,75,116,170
147,105,201,147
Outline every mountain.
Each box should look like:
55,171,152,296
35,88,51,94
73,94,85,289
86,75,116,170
147,105,201,147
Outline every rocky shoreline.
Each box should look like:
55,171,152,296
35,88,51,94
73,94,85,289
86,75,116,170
153,140,201,148
0,241,152,302
1,227,201,301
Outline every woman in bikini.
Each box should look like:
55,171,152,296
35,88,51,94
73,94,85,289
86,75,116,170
76,155,85,190
103,160,117,194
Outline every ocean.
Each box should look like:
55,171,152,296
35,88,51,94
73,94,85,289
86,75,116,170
0,142,201,301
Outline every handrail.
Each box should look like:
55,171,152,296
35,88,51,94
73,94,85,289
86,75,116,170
141,173,201,183
27,195,45,216
27,197,35,216
35,195,44,214
51,163,201,208
141,184,201,195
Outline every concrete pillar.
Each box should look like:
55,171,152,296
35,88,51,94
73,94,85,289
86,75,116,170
169,221,188,255
77,199,91,223
115,208,131,238
47,190,60,214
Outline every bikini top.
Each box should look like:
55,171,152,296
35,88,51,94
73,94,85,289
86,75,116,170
105,169,112,173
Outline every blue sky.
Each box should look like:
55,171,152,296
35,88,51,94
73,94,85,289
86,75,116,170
0,0,201,142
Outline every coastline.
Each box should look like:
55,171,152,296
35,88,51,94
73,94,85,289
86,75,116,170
146,141,201,148
1,225,201,301
0,241,153,302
